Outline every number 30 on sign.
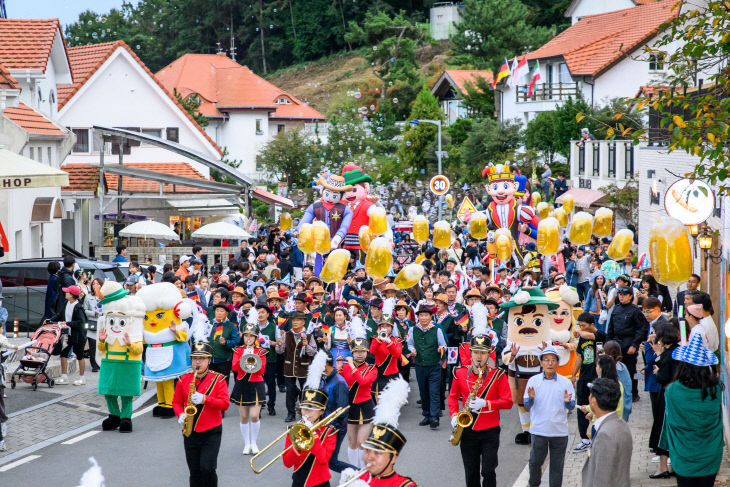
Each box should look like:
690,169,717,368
429,175,450,196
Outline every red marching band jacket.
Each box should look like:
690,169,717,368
369,337,403,376
356,471,418,487
341,362,378,404
173,371,231,434
448,366,512,431
282,424,337,487
231,346,267,382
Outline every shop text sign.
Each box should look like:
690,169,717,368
1,177,34,188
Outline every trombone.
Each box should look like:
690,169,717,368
250,406,350,474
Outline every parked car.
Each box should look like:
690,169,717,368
0,258,125,331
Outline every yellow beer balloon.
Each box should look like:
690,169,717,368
359,225,372,252
394,263,425,289
279,212,292,231
415,253,426,264
412,215,429,244
568,211,593,246
537,217,560,256
432,220,452,249
298,223,315,254
531,192,541,207
554,207,569,227
364,237,392,278
320,249,350,283
469,212,488,240
486,231,497,256
495,234,513,261
445,194,455,209
649,218,692,286
312,221,331,254
607,229,634,261
368,206,388,235
562,195,574,214
537,202,550,220
592,208,613,237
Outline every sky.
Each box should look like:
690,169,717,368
5,0,135,28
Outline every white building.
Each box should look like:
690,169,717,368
155,53,327,182
430,2,462,41
563,0,647,25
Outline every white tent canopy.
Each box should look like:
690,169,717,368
0,148,70,189
119,220,180,240
192,221,251,240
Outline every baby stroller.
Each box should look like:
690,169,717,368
11,322,68,390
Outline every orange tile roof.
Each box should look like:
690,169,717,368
0,19,64,71
3,102,64,135
104,162,210,193
444,70,494,94
156,53,325,120
527,0,678,77
57,41,223,155
0,62,19,89
61,163,102,192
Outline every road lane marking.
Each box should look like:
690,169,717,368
132,404,156,419
0,455,41,472
61,430,101,445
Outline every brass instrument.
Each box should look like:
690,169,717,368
182,370,198,437
250,406,350,474
449,364,484,446
378,329,389,340
336,465,372,487
240,352,263,374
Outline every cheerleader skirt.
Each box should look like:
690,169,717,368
231,379,266,406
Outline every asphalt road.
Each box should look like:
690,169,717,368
0,378,531,486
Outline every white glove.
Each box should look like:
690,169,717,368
381,336,391,344
451,416,458,429
191,392,205,405
469,397,487,412
178,413,187,424
331,235,342,249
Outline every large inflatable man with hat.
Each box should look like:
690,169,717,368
341,163,391,261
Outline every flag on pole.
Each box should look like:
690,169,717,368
528,60,542,96
490,59,511,89
509,57,519,87
511,55,528,87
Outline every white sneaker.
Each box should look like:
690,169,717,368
242,444,251,455
56,377,69,385
572,440,590,453
73,377,86,386
651,456,660,463
0,440,7,452
250,444,259,454
1,422,7,438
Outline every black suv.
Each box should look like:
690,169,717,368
0,258,125,330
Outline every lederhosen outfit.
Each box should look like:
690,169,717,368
281,329,314,417
282,424,338,487
369,337,404,398
230,346,267,406
449,366,512,487
173,371,230,487
340,361,377,424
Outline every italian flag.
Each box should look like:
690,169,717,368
528,60,542,96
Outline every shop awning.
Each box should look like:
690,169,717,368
0,148,69,189
555,187,606,208
167,198,237,210
252,187,294,209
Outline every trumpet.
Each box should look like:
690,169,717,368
250,406,350,474
337,465,372,487
240,352,262,374
378,329,389,340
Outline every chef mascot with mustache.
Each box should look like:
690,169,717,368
545,285,580,379
500,287,558,445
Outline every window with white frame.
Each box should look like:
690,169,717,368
47,147,53,165
142,128,162,138
72,128,90,153
648,53,665,71
256,119,264,135
275,96,291,105
277,124,285,133
29,147,34,160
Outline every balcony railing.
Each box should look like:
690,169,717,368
570,140,635,188
516,82,580,102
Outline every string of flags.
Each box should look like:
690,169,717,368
490,54,542,95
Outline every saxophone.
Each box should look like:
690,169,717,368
182,373,198,437
449,365,484,446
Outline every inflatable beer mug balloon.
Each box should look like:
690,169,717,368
368,206,388,235
537,217,560,256
445,194,455,209
320,249,350,283
469,212,488,240
562,195,574,214
364,237,392,278
494,228,513,261
394,263,425,289
486,231,497,256
531,192,541,207
537,202,550,220
649,217,692,286
592,208,613,237
553,207,569,227
607,229,634,260
298,223,315,254
432,220,452,249
412,215,429,244
279,212,292,231
312,221,331,254
359,225,373,252
568,211,593,246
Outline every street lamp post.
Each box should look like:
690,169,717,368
409,119,445,219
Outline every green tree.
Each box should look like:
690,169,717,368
521,0,572,30
460,118,522,181
599,180,638,226
173,89,208,127
461,76,495,119
449,0,552,71
256,128,317,192
524,110,559,163
397,86,443,176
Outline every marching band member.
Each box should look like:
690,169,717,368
393,300,414,382
231,309,267,455
173,342,230,487
458,301,499,368
340,317,377,469
282,350,338,487
369,317,404,400
449,322,512,487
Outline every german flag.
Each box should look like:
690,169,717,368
312,310,321,320
491,58,511,88
277,316,287,327
456,313,469,328
322,325,330,335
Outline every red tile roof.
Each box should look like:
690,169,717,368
57,41,223,155
104,162,210,193
527,0,678,77
0,19,65,71
61,163,102,192
0,62,19,89
156,53,325,120
443,70,494,94
3,102,65,135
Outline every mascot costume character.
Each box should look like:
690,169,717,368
500,287,558,444
545,285,580,379
296,173,354,274
137,282,192,417
96,281,145,433
341,163,391,261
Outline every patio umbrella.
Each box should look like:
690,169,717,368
192,221,251,240
119,220,180,240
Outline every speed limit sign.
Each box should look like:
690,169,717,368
429,175,450,196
